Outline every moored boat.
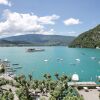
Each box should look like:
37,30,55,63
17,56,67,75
75,59,80,62
12,64,19,66
27,48,45,52
14,66,22,69
44,59,48,62
72,74,79,82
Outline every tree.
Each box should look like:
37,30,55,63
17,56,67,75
28,74,32,81
43,74,48,79
54,73,59,80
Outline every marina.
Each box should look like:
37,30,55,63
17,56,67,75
0,58,22,78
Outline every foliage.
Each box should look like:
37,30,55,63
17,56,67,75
69,24,100,48
0,78,8,86
0,67,5,74
0,73,84,100
0,90,14,100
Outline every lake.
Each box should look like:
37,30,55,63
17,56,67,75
0,47,100,82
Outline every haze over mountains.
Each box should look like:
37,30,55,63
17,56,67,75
1,24,100,47
0,34,75,46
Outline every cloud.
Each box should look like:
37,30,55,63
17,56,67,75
64,18,81,26
39,15,60,25
0,0,11,6
66,31,80,36
13,29,55,36
67,31,77,36
39,29,55,35
0,10,59,36
67,31,76,34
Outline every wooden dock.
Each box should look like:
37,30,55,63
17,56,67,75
68,82,97,86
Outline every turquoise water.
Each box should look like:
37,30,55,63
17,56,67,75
0,47,100,82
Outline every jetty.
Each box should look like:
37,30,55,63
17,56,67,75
68,82,97,87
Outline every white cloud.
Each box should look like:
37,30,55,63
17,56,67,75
0,0,11,6
13,29,55,36
39,15,60,25
0,10,59,36
39,29,55,35
64,18,81,26
67,31,76,34
66,31,79,36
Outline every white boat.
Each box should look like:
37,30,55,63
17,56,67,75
91,57,96,60
96,87,100,91
75,59,80,62
97,76,100,80
72,74,79,82
27,48,45,52
57,58,63,61
60,59,63,61
4,59,8,62
44,59,48,62
3,59,10,63
96,47,100,49
83,87,89,92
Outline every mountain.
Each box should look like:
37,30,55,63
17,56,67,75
0,34,75,46
69,24,100,48
0,39,31,46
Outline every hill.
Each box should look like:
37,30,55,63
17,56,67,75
0,39,31,46
69,24,100,48
0,34,75,46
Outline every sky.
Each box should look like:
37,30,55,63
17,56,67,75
0,0,100,38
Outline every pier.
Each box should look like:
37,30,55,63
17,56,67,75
68,82,97,87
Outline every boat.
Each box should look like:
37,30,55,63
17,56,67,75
57,58,63,61
27,48,45,52
14,66,22,69
12,63,19,65
4,59,8,62
96,47,100,49
75,59,80,62
44,59,48,62
91,57,96,60
3,59,10,63
7,68,17,72
6,63,10,67
96,87,100,91
72,74,79,82
97,76,100,80
60,58,63,61
7,69,16,72
8,73,16,78
83,87,89,92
